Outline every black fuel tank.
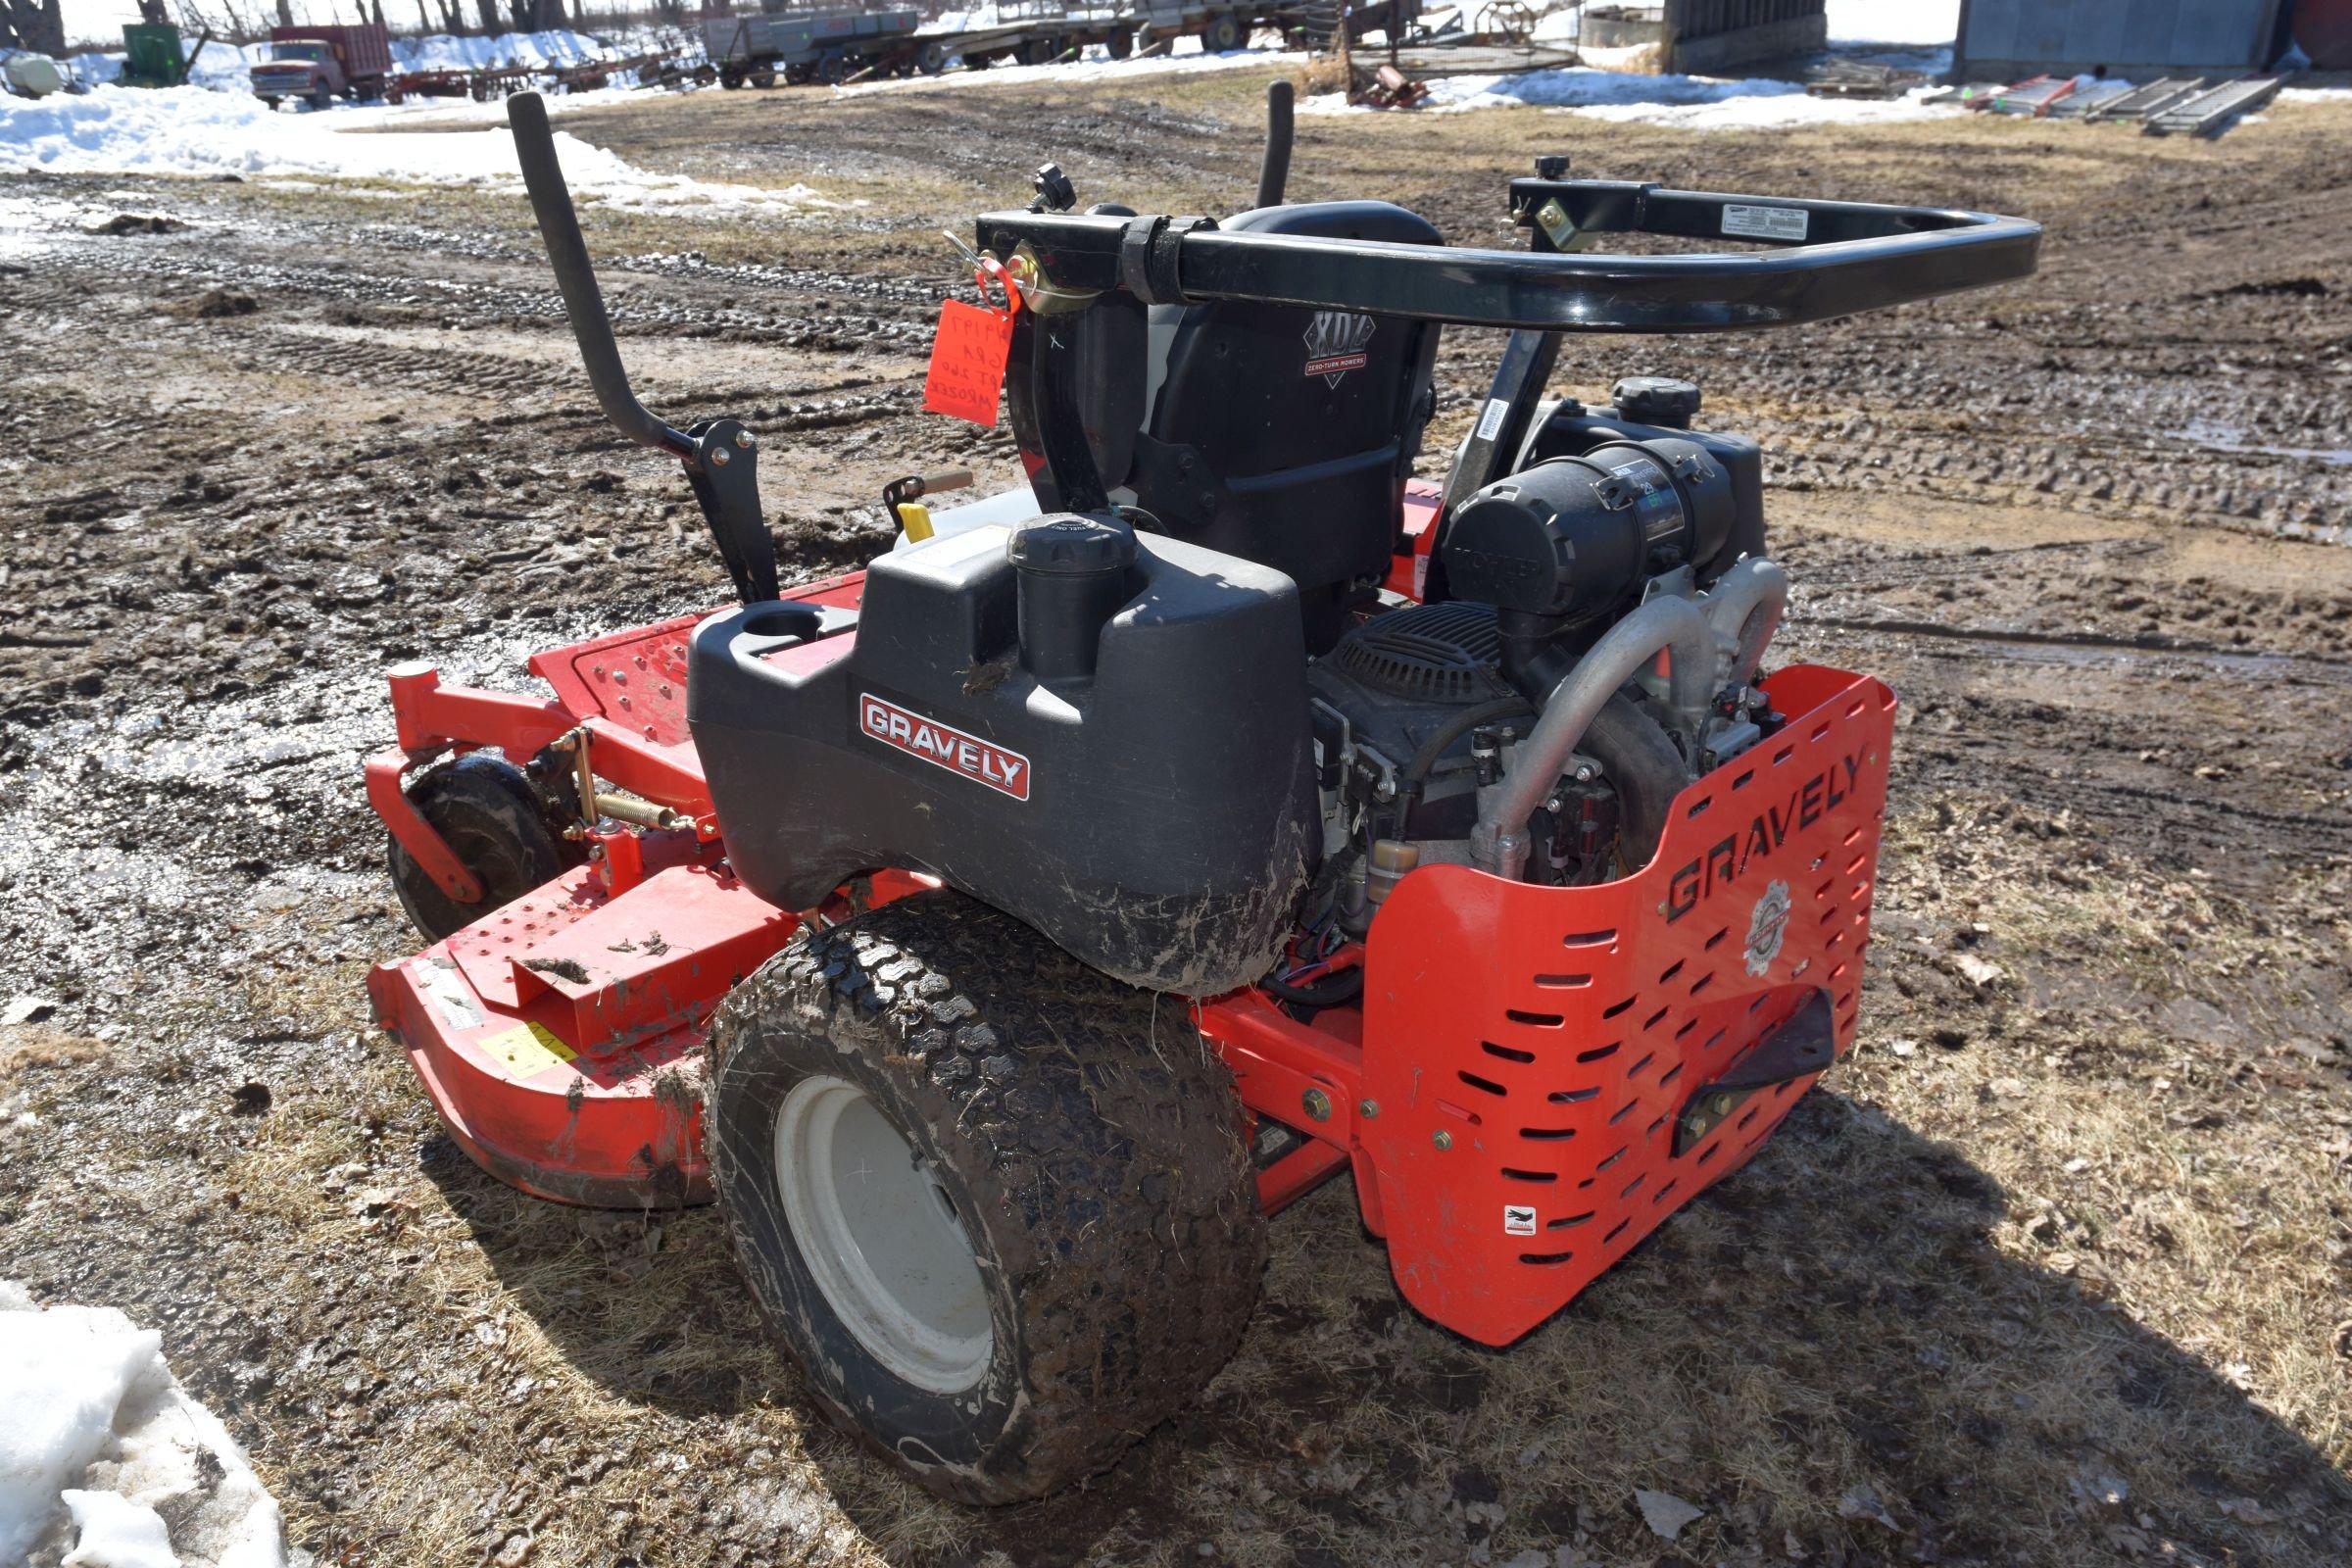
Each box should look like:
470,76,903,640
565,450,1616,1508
687,522,1318,997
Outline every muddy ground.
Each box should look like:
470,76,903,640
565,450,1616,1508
2,69,2349,1568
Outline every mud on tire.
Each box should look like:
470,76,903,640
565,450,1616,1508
707,891,1266,1504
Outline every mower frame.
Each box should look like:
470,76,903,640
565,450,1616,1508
368,91,2024,1345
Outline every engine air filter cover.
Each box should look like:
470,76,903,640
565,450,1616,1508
1330,602,1515,705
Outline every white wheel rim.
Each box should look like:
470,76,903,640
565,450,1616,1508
772,1075,993,1393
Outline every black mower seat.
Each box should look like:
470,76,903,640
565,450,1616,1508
1123,200,1444,653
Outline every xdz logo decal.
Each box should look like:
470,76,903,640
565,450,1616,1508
1302,310,1375,385
858,693,1031,801
1744,879,1792,977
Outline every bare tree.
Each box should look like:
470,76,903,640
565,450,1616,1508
0,0,69,54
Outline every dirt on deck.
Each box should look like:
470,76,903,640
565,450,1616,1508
1,71,2348,1568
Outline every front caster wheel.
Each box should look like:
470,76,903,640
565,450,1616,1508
385,754,575,943
709,892,1265,1504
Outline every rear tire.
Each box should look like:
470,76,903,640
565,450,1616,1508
708,892,1265,1504
386,754,574,944
1204,13,1244,52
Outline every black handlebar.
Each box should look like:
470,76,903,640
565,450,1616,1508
976,178,2039,333
507,92,779,606
1255,80,1293,210
510,91,696,461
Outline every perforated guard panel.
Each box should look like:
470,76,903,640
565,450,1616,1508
1358,665,1896,1345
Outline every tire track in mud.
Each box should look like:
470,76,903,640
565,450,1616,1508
1811,618,2352,681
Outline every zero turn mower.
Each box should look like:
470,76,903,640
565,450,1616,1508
365,89,2038,1501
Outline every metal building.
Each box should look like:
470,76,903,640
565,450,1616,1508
1956,0,2290,80
1580,0,1829,74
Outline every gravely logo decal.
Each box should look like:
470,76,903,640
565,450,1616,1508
1302,310,1376,385
858,693,1031,802
1665,748,1866,924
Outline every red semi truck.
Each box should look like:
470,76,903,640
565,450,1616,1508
250,23,393,110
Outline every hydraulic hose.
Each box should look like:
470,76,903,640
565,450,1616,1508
1259,963,1364,1009
1400,697,1535,791
1471,595,1715,879
1700,556,1788,692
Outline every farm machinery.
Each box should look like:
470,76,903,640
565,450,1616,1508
365,89,2037,1501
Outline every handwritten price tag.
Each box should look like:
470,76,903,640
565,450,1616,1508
923,257,1023,428
922,298,1014,427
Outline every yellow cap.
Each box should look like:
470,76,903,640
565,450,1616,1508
895,502,934,542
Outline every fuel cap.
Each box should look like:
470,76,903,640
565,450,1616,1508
1611,376,1702,428
1004,513,1137,576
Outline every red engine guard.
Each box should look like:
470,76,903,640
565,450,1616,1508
367,559,1892,1345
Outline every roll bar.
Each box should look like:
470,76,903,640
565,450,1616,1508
974,178,2039,333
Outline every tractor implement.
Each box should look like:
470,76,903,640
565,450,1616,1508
365,88,2036,1503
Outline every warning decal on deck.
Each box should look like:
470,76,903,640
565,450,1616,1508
1503,1204,1538,1236
480,1021,578,1081
1722,203,1809,243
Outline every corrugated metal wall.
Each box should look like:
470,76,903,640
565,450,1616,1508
1666,0,1823,41
1960,0,2283,72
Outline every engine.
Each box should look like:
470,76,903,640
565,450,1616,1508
1302,381,1790,940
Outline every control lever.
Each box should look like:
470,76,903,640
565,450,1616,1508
1256,79,1293,209
507,91,780,606
882,468,974,542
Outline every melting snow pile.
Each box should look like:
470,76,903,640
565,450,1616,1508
840,33,1270,96
0,1281,284,1568
0,84,826,211
1307,65,1959,128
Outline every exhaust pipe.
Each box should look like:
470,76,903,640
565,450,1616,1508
1700,557,1788,693
1471,595,1716,880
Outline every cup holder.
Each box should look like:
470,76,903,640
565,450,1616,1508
740,604,822,641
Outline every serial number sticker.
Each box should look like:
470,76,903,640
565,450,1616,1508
1503,1204,1538,1236
1474,397,1510,443
1721,203,1810,243
860,692,1032,802
480,1021,577,1082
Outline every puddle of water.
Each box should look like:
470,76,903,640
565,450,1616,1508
2172,416,2352,468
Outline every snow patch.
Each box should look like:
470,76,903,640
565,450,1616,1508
0,1283,284,1567
1824,0,1958,46
0,84,831,213
1305,65,1961,129
838,35,1284,96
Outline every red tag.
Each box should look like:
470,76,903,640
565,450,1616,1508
923,300,1014,427
923,260,1021,428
